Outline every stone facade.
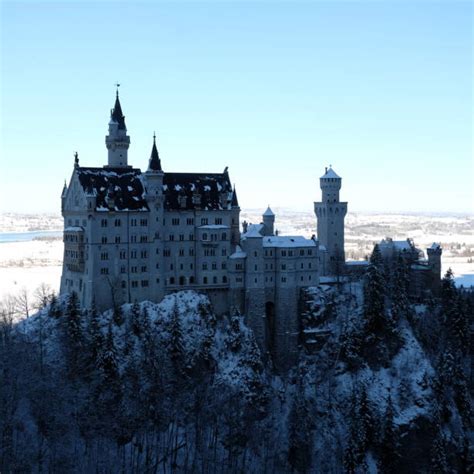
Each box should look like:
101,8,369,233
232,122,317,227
60,92,441,369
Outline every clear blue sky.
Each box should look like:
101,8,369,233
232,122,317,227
1,1,472,214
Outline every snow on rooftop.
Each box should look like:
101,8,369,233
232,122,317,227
230,245,247,259
64,226,84,232
263,206,275,217
199,225,229,229
320,167,340,179
242,223,264,239
263,235,316,248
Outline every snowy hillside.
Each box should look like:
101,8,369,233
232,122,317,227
1,273,471,472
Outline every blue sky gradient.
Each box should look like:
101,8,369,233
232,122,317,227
1,1,472,213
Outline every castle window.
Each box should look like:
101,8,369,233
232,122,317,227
156,248,160,255
203,277,208,284
178,276,185,285
115,236,121,244
115,219,121,227
131,235,137,243
189,233,194,241
170,264,174,270
100,268,109,275
301,276,304,281
222,233,227,241
281,277,286,283
120,250,126,259
131,250,137,258
121,281,126,288
236,263,243,270
169,277,175,285
236,277,242,283
307,250,312,256
254,278,257,283
202,233,208,241
222,262,227,269
156,263,160,269
213,276,218,284
309,275,312,280
281,250,287,257
254,251,258,257
186,218,194,225
288,251,293,257
164,249,171,257
212,262,217,270
189,248,195,256
301,263,304,269
190,263,194,270
281,264,286,270
215,217,223,225
222,248,227,256
131,281,138,288
308,263,312,269
201,218,208,225
101,236,107,244
131,219,137,227
141,250,147,258
172,218,180,226
202,263,208,270
179,234,184,241
141,266,147,272
140,235,147,243
179,249,184,256
131,266,138,273
140,219,148,226
141,280,149,287
190,276,195,284
169,234,175,241
101,219,108,227
100,252,108,260
120,266,126,274
222,276,227,284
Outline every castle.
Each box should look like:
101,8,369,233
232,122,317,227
60,92,442,368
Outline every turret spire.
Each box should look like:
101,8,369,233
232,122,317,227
111,90,126,131
105,88,130,168
148,132,162,172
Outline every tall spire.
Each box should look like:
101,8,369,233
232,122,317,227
111,89,126,131
231,186,239,207
148,132,162,172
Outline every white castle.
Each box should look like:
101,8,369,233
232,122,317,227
60,92,441,368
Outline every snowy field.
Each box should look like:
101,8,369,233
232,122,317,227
0,211,472,305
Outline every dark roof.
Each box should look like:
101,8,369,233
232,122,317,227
77,167,149,212
111,93,126,130
148,135,162,171
231,186,239,207
163,172,234,211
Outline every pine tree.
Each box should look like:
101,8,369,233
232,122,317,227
64,291,84,377
430,428,448,473
169,301,186,376
340,317,363,369
358,386,375,450
113,303,124,327
288,379,313,473
130,300,141,337
378,393,399,473
88,302,103,363
48,293,61,318
97,322,119,384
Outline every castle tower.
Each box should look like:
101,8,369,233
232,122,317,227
143,133,165,301
262,206,275,236
105,90,130,168
314,166,347,275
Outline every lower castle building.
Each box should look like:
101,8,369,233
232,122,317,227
60,92,442,367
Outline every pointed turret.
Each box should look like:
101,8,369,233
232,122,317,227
111,90,126,131
231,186,239,208
262,205,275,236
105,88,130,168
148,132,162,172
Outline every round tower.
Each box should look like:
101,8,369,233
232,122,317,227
262,206,275,236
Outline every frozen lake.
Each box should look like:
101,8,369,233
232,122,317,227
0,230,62,243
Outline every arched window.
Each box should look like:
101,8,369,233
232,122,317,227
179,276,185,285
203,276,208,284
169,277,175,285
213,276,217,284
223,276,227,283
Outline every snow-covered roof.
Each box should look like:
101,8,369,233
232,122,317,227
262,235,317,248
320,167,340,179
199,225,229,229
319,244,326,251
242,223,264,239
346,260,369,266
263,206,275,217
229,245,247,259
379,238,414,252
64,226,84,232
